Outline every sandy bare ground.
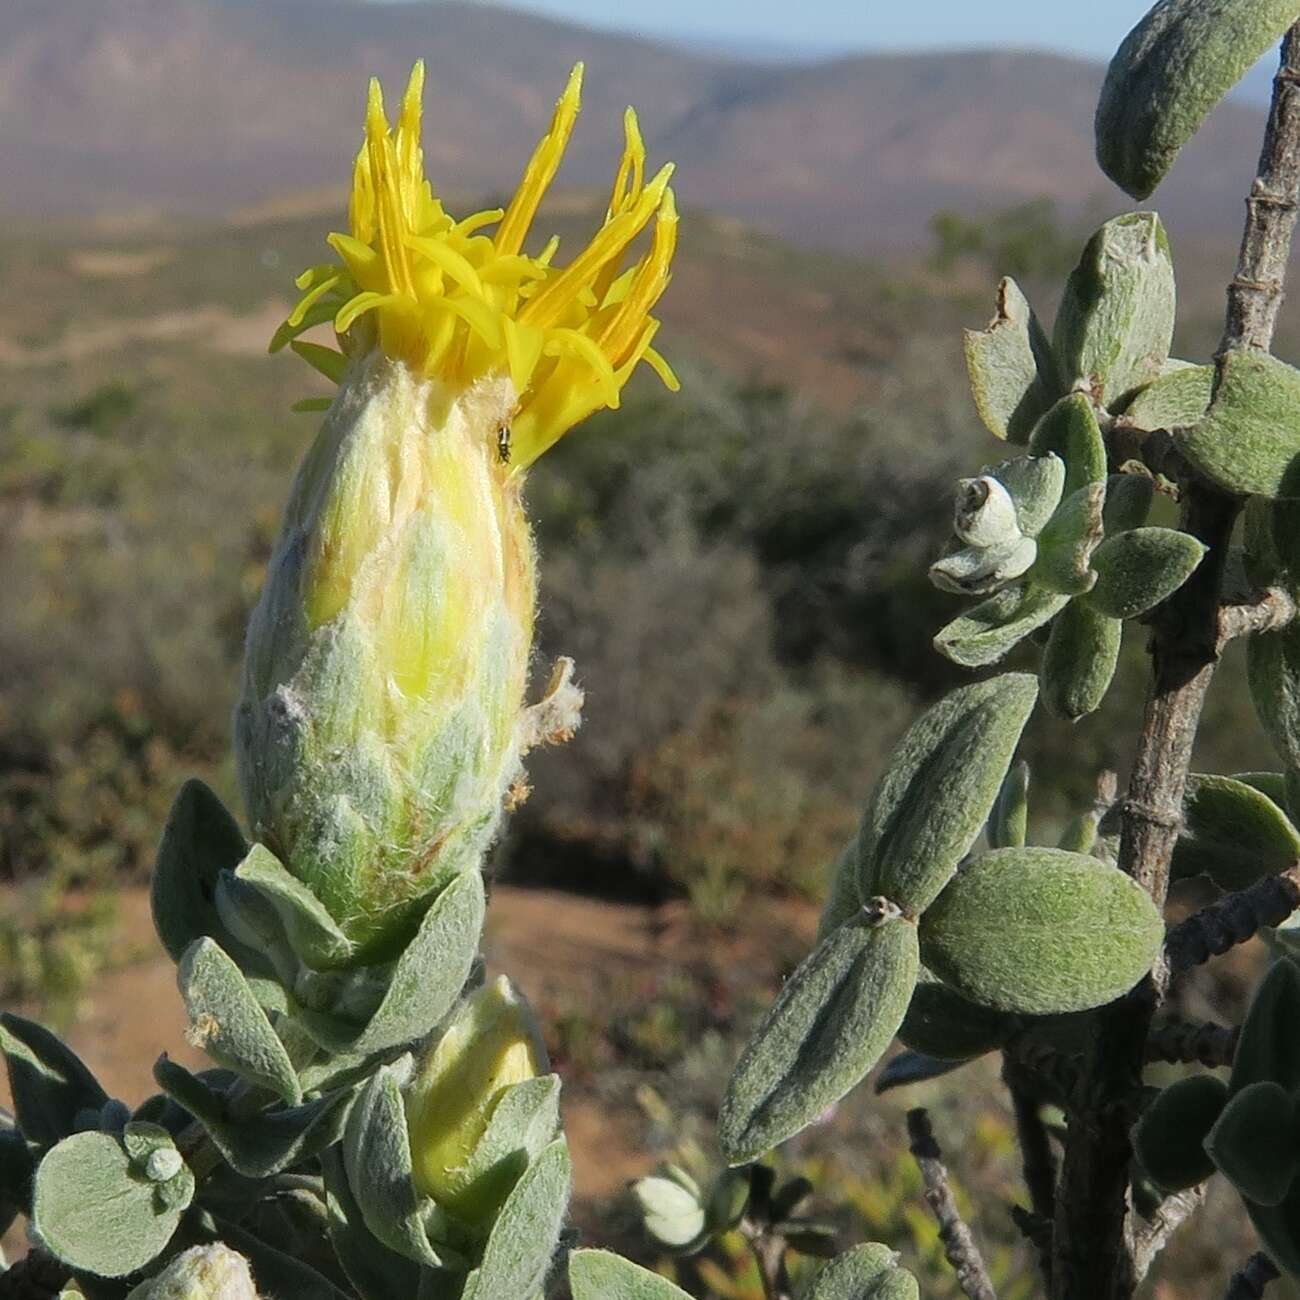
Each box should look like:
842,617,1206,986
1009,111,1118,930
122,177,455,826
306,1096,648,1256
0,885,816,1212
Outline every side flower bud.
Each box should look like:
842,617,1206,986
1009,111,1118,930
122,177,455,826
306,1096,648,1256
405,976,548,1223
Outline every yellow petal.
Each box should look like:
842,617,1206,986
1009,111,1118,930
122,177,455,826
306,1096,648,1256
494,63,584,258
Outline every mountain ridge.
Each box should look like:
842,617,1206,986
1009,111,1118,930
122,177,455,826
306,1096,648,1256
0,0,1270,250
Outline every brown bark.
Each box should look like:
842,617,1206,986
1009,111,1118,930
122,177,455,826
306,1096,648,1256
1050,26,1300,1300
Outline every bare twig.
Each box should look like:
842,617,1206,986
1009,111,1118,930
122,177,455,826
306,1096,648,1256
738,1225,792,1300
1132,1185,1206,1284
907,1108,998,1300
1144,1018,1238,1068
738,1166,794,1300
1053,27,1300,1300
1224,1253,1281,1300
1165,864,1300,975
1219,587,1299,643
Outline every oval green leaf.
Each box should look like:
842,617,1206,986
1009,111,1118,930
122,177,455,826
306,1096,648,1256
1249,622,1300,772
898,971,1018,1062
1206,1079,1297,1206
33,1131,184,1278
934,583,1069,669
987,761,1030,850
1085,527,1206,621
1133,1072,1226,1192
1172,773,1300,890
1028,394,1107,496
1052,213,1175,408
1180,351,1300,497
1231,957,1300,1096
1118,364,1214,433
963,278,1060,443
1042,600,1122,721
919,848,1164,1014
473,1138,571,1300
809,1244,917,1300
569,1250,694,1300
862,674,1040,913
176,938,301,1104
719,916,919,1165
1097,0,1300,200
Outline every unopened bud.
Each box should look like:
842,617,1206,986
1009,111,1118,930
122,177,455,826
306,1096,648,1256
405,976,547,1221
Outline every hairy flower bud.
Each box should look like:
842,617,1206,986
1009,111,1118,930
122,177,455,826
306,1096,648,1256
404,976,547,1220
235,360,535,961
235,63,678,960
125,1245,258,1300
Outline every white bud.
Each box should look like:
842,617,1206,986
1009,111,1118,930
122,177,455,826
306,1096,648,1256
144,1148,184,1183
632,1170,707,1248
954,476,1023,548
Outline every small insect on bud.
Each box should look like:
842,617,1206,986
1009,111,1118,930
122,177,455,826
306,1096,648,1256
405,976,548,1223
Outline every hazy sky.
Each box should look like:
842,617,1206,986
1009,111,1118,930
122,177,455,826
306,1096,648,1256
466,0,1157,59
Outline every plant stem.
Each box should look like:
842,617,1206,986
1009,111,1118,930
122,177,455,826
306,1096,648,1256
1003,1060,1057,1223
1132,1185,1206,1284
1143,1017,1238,1068
1051,27,1300,1300
907,1108,998,1300
739,1220,791,1300
1165,863,1300,975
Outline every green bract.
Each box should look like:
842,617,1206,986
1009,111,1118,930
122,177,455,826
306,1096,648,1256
919,848,1165,1014
1097,0,1300,199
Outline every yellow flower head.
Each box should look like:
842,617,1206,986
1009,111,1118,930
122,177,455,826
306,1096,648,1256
272,61,679,470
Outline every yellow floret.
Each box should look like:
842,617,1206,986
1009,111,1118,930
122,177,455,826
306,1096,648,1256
272,61,679,471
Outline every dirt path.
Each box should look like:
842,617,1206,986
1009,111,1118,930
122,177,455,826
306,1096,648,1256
1,885,816,1212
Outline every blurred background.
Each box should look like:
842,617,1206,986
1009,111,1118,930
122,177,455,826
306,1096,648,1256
0,0,1293,1294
